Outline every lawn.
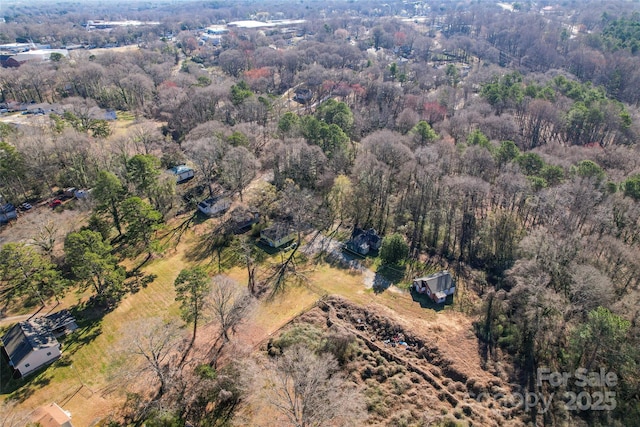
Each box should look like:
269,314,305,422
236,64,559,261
1,222,455,424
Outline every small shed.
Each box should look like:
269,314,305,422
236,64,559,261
197,196,231,217
260,223,295,248
167,165,194,184
412,271,455,304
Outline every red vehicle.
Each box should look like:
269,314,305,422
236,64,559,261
49,199,62,208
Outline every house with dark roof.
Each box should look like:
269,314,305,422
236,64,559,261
260,223,295,248
412,271,455,304
228,206,260,233
345,228,382,255
1,310,77,377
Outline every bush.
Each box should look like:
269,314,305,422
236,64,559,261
379,233,409,265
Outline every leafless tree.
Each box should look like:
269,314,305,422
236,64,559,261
121,317,185,399
220,146,259,202
210,275,254,343
266,344,364,427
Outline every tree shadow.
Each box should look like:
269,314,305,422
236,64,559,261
372,265,406,294
62,303,105,355
409,288,452,312
1,354,52,402
125,271,157,294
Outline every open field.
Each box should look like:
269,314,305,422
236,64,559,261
1,216,485,425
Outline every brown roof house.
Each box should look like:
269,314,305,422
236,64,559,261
30,402,74,427
1,310,77,377
412,271,455,304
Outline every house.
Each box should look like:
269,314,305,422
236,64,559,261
1,310,77,377
412,271,455,304
0,203,17,224
345,228,382,255
293,88,313,104
30,402,74,427
260,223,295,248
228,206,260,233
167,165,195,184
197,196,231,217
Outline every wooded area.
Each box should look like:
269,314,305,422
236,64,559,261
1,0,640,426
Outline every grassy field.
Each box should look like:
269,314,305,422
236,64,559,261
1,221,455,425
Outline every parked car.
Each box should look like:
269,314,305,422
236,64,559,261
19,202,32,211
49,199,62,208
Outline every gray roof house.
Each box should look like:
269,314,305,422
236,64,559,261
1,310,77,377
412,271,455,304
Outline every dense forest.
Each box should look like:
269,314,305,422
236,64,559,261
1,0,640,426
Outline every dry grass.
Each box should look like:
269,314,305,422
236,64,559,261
1,218,468,425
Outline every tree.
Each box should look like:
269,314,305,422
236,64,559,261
182,133,228,197
278,112,301,138
93,170,127,236
220,146,259,202
123,318,183,398
121,197,163,258
574,159,605,182
0,141,28,203
517,152,545,176
570,307,631,371
623,174,640,201
64,230,125,303
0,243,65,306
230,80,253,105
174,267,210,353
126,154,161,200
267,344,363,427
209,275,253,343
495,140,520,166
410,120,438,146
379,233,409,265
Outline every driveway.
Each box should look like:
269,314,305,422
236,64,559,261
303,234,396,292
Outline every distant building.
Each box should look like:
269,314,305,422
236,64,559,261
85,20,160,30
412,271,455,304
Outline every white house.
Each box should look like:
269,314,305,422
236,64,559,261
412,271,455,304
197,196,231,217
1,310,77,377
1,321,61,377
167,165,194,183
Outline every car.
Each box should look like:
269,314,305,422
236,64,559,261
49,199,62,208
19,202,32,211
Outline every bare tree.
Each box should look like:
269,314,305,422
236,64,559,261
220,146,259,202
210,275,253,343
266,344,363,427
121,318,184,399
